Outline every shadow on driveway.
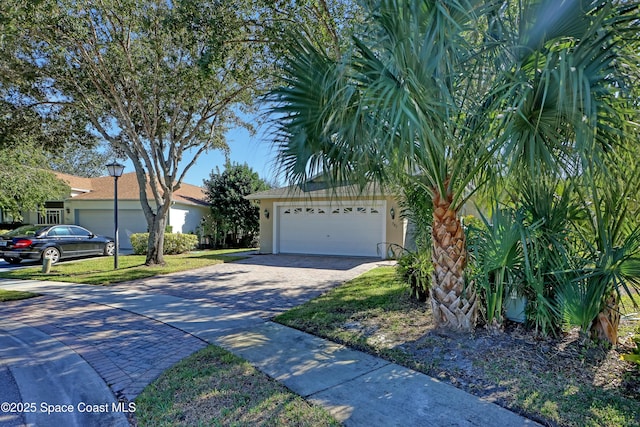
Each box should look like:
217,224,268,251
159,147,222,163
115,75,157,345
233,253,382,271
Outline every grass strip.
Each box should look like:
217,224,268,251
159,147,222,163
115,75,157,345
135,345,340,427
0,289,38,302
0,249,249,285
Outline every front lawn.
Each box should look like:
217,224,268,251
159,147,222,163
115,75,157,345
0,249,250,285
275,267,640,427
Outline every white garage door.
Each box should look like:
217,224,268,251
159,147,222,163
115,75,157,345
76,209,148,250
276,203,385,257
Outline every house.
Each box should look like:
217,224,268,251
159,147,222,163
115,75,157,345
246,178,407,259
20,172,209,250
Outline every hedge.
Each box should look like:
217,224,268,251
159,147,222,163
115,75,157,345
130,233,198,255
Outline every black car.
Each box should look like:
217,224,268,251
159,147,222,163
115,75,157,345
0,225,115,265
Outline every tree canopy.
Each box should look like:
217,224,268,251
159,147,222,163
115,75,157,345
46,144,116,178
204,163,270,248
0,0,361,265
0,143,70,221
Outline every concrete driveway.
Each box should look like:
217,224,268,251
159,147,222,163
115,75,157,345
116,254,393,318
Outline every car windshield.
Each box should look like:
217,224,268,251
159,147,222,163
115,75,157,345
2,225,45,237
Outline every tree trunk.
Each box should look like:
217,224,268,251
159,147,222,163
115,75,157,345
590,290,619,346
430,189,477,331
145,213,167,266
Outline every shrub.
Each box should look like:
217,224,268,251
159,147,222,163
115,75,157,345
130,233,198,255
467,207,523,331
396,249,432,302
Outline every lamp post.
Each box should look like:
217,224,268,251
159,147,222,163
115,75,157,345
106,162,125,269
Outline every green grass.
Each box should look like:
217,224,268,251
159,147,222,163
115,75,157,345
275,266,640,427
0,289,38,302
135,345,340,427
276,267,431,366
476,349,639,427
0,249,249,285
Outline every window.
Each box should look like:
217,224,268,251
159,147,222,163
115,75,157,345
306,208,315,214
48,226,72,237
70,226,92,237
357,207,367,214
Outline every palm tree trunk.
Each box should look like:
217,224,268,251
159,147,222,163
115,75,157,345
430,189,477,331
590,291,619,345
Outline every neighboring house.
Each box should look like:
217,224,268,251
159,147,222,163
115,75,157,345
246,177,408,259
19,172,208,250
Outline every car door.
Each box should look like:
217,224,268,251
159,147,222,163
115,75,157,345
69,226,100,255
47,226,80,257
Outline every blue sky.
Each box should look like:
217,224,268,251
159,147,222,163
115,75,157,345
182,124,279,187
115,120,281,188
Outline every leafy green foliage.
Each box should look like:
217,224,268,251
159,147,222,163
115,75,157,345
277,266,640,427
46,144,115,178
621,337,640,365
397,176,433,251
396,250,432,302
270,0,490,203
468,206,523,330
515,179,576,336
0,143,70,220
131,233,198,255
204,163,269,248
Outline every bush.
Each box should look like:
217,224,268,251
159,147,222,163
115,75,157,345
130,233,198,255
396,250,432,302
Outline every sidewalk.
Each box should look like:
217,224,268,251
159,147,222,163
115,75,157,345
0,275,538,427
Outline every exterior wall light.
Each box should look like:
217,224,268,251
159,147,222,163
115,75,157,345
390,206,395,220
264,208,270,219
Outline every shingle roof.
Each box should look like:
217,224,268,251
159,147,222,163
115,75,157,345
246,181,388,200
54,171,94,192
55,172,207,206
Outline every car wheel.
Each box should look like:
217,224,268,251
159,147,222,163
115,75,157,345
104,242,115,256
42,247,61,264
5,257,21,265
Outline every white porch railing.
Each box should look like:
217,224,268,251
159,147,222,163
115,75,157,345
37,209,64,225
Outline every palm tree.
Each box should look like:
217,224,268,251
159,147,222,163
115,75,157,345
268,0,640,333
489,0,640,344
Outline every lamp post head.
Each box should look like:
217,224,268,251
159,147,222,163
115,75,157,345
106,161,125,178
